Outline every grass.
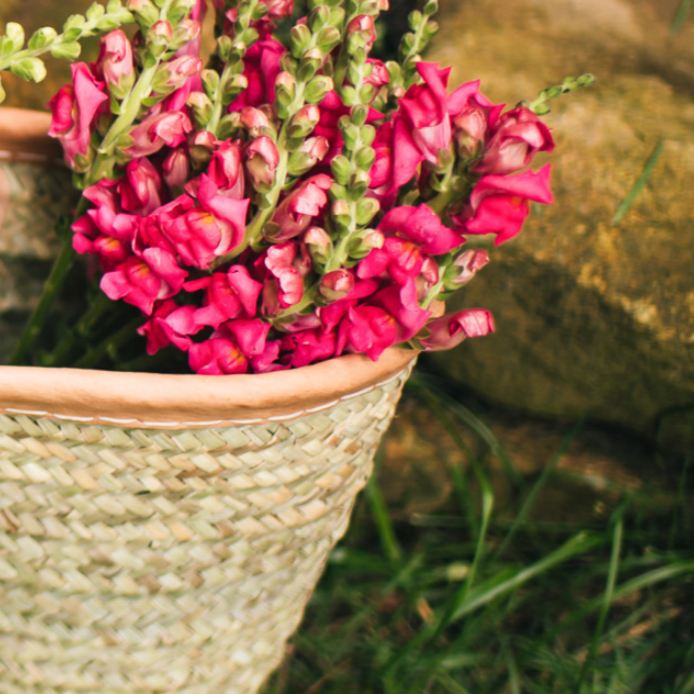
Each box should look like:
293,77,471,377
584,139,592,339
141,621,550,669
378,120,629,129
262,368,694,694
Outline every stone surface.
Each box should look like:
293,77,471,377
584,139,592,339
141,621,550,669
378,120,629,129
426,0,694,452
374,390,671,527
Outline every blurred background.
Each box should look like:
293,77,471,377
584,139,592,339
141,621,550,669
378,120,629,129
1,0,693,691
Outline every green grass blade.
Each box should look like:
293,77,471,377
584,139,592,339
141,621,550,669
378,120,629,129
496,418,586,559
574,507,625,694
671,0,692,32
452,531,602,622
408,373,522,488
612,140,664,224
366,451,403,565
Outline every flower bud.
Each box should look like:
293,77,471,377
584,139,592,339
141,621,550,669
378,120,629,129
355,146,375,172
246,136,280,192
298,47,324,82
315,25,341,54
443,249,490,289
288,105,320,139
350,170,371,197
28,26,58,50
320,269,355,302
172,18,201,50
289,23,311,57
347,15,376,51
154,55,202,93
96,29,135,98
287,136,330,176
305,75,334,104
304,226,332,265
332,199,351,230
239,106,273,133
347,228,383,259
330,155,351,185
187,90,213,127
355,197,379,226
162,148,189,191
201,69,220,99
147,21,173,56
187,129,217,166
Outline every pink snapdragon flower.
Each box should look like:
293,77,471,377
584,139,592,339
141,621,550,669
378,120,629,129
207,140,245,199
229,38,285,110
163,176,250,268
95,29,134,93
101,249,187,315
118,159,163,216
357,238,424,286
379,203,464,255
188,336,248,375
185,265,262,329
420,309,495,350
162,148,189,192
281,329,336,368
399,62,453,166
260,241,310,314
369,117,423,204
48,63,108,169
448,80,503,158
269,174,332,241
123,112,193,157
473,106,554,176
137,300,198,354
246,136,280,191
455,165,553,244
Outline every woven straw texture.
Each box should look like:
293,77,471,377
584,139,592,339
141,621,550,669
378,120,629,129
0,367,410,694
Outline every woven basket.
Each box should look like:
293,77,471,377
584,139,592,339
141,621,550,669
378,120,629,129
0,109,418,693
0,351,416,694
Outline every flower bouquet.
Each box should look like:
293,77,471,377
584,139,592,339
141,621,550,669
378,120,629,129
0,1,592,692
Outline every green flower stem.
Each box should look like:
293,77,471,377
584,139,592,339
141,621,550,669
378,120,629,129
427,187,460,216
421,278,445,310
41,291,113,366
8,234,76,365
70,316,143,369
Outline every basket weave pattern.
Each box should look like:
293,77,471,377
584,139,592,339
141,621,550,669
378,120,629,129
0,368,409,693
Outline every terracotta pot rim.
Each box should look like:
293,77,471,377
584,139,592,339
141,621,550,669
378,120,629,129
0,349,417,428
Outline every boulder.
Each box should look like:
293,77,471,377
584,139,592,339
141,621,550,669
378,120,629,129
425,0,694,453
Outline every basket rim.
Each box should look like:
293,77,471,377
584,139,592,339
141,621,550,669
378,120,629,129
0,349,417,428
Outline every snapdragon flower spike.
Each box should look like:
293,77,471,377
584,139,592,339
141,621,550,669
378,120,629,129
48,63,108,170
